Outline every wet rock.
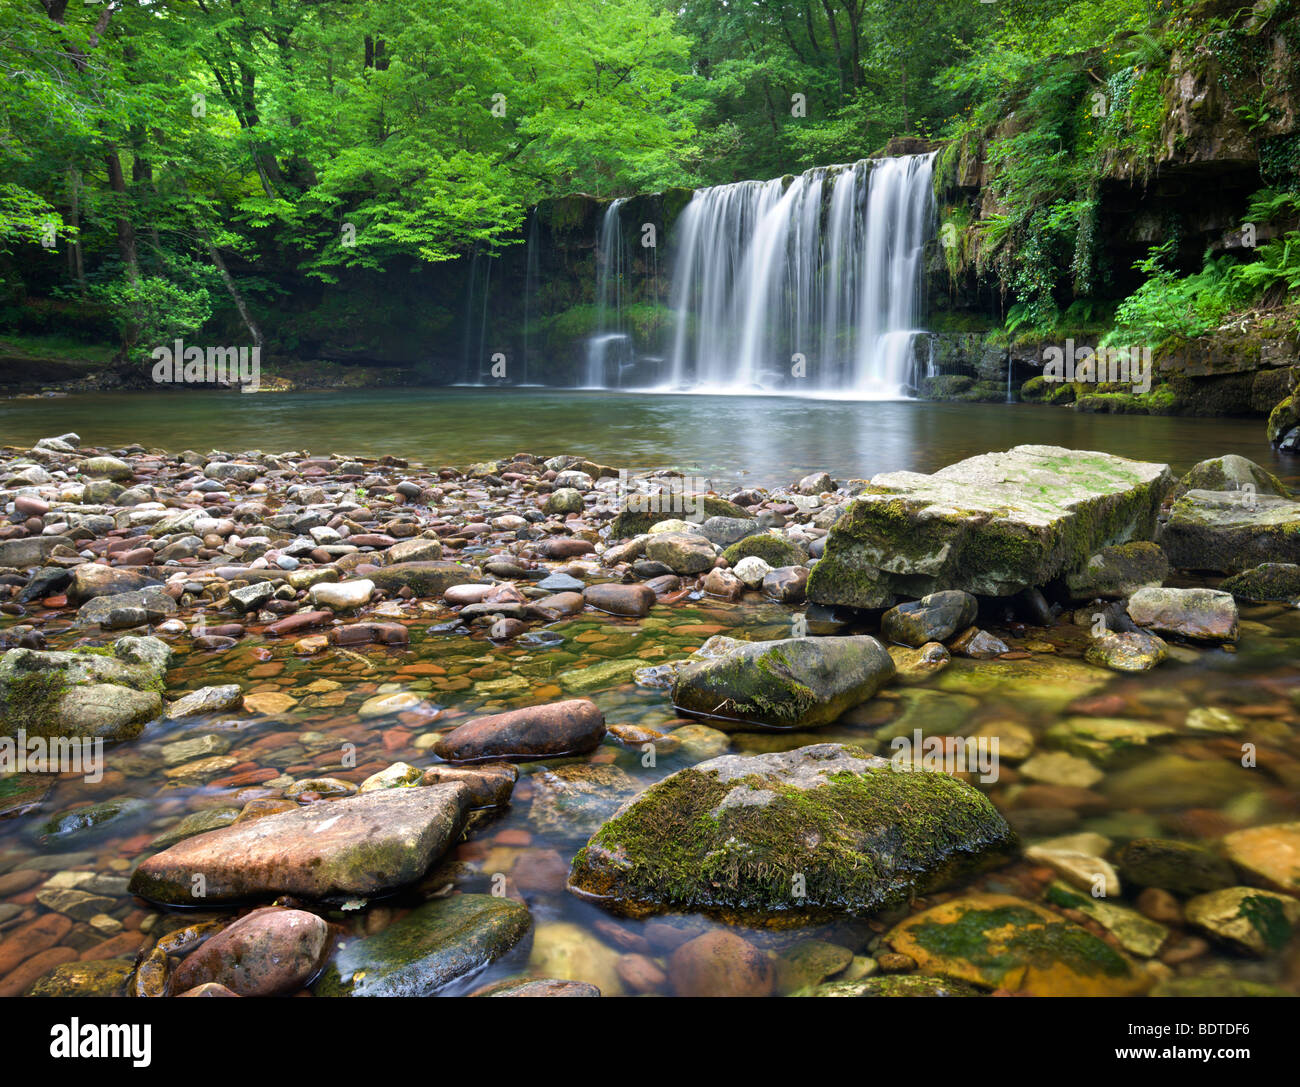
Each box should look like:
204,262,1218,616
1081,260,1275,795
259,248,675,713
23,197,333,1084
128,783,473,904
470,977,600,997
384,537,444,563
1085,630,1167,672
68,564,161,603
1042,881,1168,958
32,797,152,850
173,907,329,996
568,743,1015,924
1065,541,1169,599
887,894,1149,996
309,579,374,610
168,684,244,718
700,516,759,546
536,572,585,593
669,931,773,997
774,939,854,994
762,566,808,603
433,699,605,761
644,532,716,575
359,761,424,792
27,957,134,998
544,488,585,515
949,626,1009,659
0,536,74,568
670,723,730,761
670,635,895,730
421,763,517,807
722,533,808,568
804,974,981,997
1103,754,1259,810
1220,562,1300,603
527,921,623,995
887,641,952,685
177,982,239,997
808,445,1172,607
1183,887,1300,956
367,561,480,597
1161,489,1300,573
77,588,176,629
583,583,655,617
1115,838,1237,896
315,894,531,996
732,555,772,588
1125,586,1238,643
1172,454,1289,499
882,590,978,647
149,807,241,849
1219,822,1300,894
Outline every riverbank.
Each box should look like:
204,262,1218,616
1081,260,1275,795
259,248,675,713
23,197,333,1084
1,433,1299,997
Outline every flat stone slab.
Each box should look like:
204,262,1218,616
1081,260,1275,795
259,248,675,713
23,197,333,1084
128,784,471,904
1160,489,1300,573
807,445,1172,607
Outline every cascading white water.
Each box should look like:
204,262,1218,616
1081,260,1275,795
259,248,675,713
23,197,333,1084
586,197,631,388
666,152,936,397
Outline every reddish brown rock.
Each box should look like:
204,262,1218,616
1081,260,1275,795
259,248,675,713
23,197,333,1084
172,907,329,996
583,583,656,617
669,931,773,997
432,699,605,762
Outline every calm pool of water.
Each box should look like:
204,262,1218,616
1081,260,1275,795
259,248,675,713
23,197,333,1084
1,388,1289,489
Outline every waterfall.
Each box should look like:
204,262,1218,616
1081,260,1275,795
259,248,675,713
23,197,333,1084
586,197,631,388
666,152,936,397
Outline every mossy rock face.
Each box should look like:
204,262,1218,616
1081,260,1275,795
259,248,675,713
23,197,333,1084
1221,562,1300,603
886,894,1149,996
1161,489,1300,574
1172,454,1289,500
1267,393,1299,445
567,743,1017,926
670,635,896,730
1019,375,1049,402
722,533,808,568
0,635,171,740
610,495,750,538
1064,540,1169,599
313,894,532,996
807,444,1173,608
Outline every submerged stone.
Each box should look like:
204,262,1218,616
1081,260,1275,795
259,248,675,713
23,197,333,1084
885,893,1149,996
314,894,532,996
807,445,1172,607
670,635,895,730
567,743,1016,925
1184,887,1300,956
1220,562,1300,603
881,590,977,647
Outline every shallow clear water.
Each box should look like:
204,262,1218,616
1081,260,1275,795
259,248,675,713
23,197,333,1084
2,389,1298,997
1,387,1290,490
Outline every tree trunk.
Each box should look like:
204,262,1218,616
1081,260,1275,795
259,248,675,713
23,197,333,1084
206,237,264,349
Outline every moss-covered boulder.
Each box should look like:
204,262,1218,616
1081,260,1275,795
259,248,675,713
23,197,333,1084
722,533,808,568
1065,541,1169,599
1115,837,1237,896
610,495,751,538
1160,489,1300,573
885,894,1150,996
567,743,1016,925
670,635,896,730
803,974,982,997
314,894,532,996
1172,454,1289,500
0,635,171,740
27,958,134,998
807,445,1173,608
1220,562,1300,603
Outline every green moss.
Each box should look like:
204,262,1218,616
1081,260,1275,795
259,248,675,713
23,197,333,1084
571,752,1015,924
0,671,67,734
1240,894,1294,952
910,904,1130,981
722,533,807,567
